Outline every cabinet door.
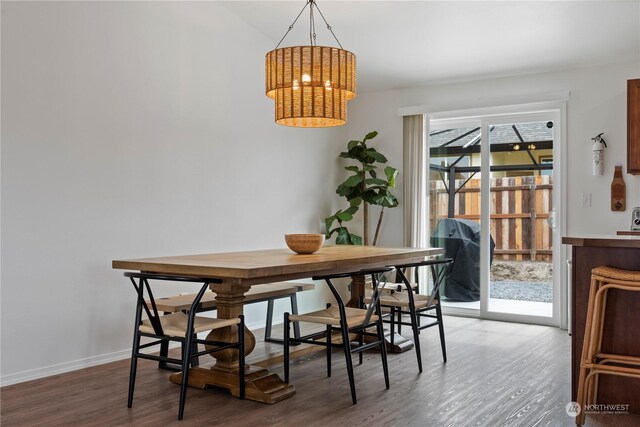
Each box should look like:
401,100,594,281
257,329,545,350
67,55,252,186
629,78,640,175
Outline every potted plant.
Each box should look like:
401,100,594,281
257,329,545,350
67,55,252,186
325,131,399,246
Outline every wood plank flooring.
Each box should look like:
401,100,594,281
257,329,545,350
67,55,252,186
2,316,639,426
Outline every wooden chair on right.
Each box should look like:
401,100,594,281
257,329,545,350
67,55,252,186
575,266,640,426
366,258,453,373
283,267,392,405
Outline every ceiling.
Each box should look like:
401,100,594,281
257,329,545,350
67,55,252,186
221,1,640,93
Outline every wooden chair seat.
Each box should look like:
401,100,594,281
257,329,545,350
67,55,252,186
367,292,436,309
591,266,640,283
289,306,378,327
379,282,416,292
139,312,240,337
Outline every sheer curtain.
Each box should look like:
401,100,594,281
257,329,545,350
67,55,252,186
402,114,429,248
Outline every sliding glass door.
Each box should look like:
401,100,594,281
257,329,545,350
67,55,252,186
429,109,563,326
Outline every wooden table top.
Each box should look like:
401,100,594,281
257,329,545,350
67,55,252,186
112,245,444,281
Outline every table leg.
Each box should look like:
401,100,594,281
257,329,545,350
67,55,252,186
169,281,295,403
348,274,414,354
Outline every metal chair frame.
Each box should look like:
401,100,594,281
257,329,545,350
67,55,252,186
384,258,454,372
265,293,301,343
125,272,245,420
283,267,392,404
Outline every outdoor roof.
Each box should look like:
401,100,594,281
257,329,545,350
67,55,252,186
430,122,553,149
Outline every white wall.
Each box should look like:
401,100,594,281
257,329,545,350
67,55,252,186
345,61,640,245
1,2,345,383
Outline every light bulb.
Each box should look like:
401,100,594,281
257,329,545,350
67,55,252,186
302,74,311,83
324,80,332,90
292,80,299,90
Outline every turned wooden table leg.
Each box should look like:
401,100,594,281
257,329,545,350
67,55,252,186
346,274,366,308
206,282,255,372
170,280,295,403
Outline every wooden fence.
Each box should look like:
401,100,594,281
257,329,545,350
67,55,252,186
429,175,553,261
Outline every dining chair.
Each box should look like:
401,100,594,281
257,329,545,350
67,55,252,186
124,272,245,420
367,258,453,372
283,267,392,404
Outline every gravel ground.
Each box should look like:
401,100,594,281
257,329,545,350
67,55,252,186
491,260,552,282
490,280,552,303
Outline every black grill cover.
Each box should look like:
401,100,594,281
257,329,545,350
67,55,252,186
430,218,495,302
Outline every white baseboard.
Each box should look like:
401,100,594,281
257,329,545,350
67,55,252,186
0,319,270,387
1,348,133,387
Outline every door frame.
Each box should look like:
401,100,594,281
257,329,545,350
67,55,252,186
427,101,567,328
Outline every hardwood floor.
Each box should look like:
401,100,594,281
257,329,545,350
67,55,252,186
2,316,639,426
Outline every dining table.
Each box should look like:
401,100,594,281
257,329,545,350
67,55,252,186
113,245,444,403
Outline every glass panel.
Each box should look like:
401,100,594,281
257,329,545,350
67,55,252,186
429,126,482,311
487,121,554,317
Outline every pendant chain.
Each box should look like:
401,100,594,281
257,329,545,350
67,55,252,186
274,0,344,50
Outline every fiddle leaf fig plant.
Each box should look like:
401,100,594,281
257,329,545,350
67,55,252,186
325,131,399,246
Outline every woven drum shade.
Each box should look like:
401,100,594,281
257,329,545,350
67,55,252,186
266,46,356,127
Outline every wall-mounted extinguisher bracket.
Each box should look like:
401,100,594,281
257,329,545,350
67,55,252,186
591,132,607,176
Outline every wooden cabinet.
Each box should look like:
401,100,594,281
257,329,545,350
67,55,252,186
563,236,640,414
629,78,640,174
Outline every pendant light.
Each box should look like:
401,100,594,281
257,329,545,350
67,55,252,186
265,0,356,127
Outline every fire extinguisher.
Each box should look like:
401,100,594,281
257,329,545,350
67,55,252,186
591,133,607,176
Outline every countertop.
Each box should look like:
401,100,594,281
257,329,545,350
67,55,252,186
562,234,640,248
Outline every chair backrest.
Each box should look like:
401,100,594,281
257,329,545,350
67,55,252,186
313,267,393,327
362,270,389,325
394,258,454,307
124,272,221,336
130,275,164,334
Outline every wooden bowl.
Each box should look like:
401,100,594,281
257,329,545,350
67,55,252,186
285,234,325,254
